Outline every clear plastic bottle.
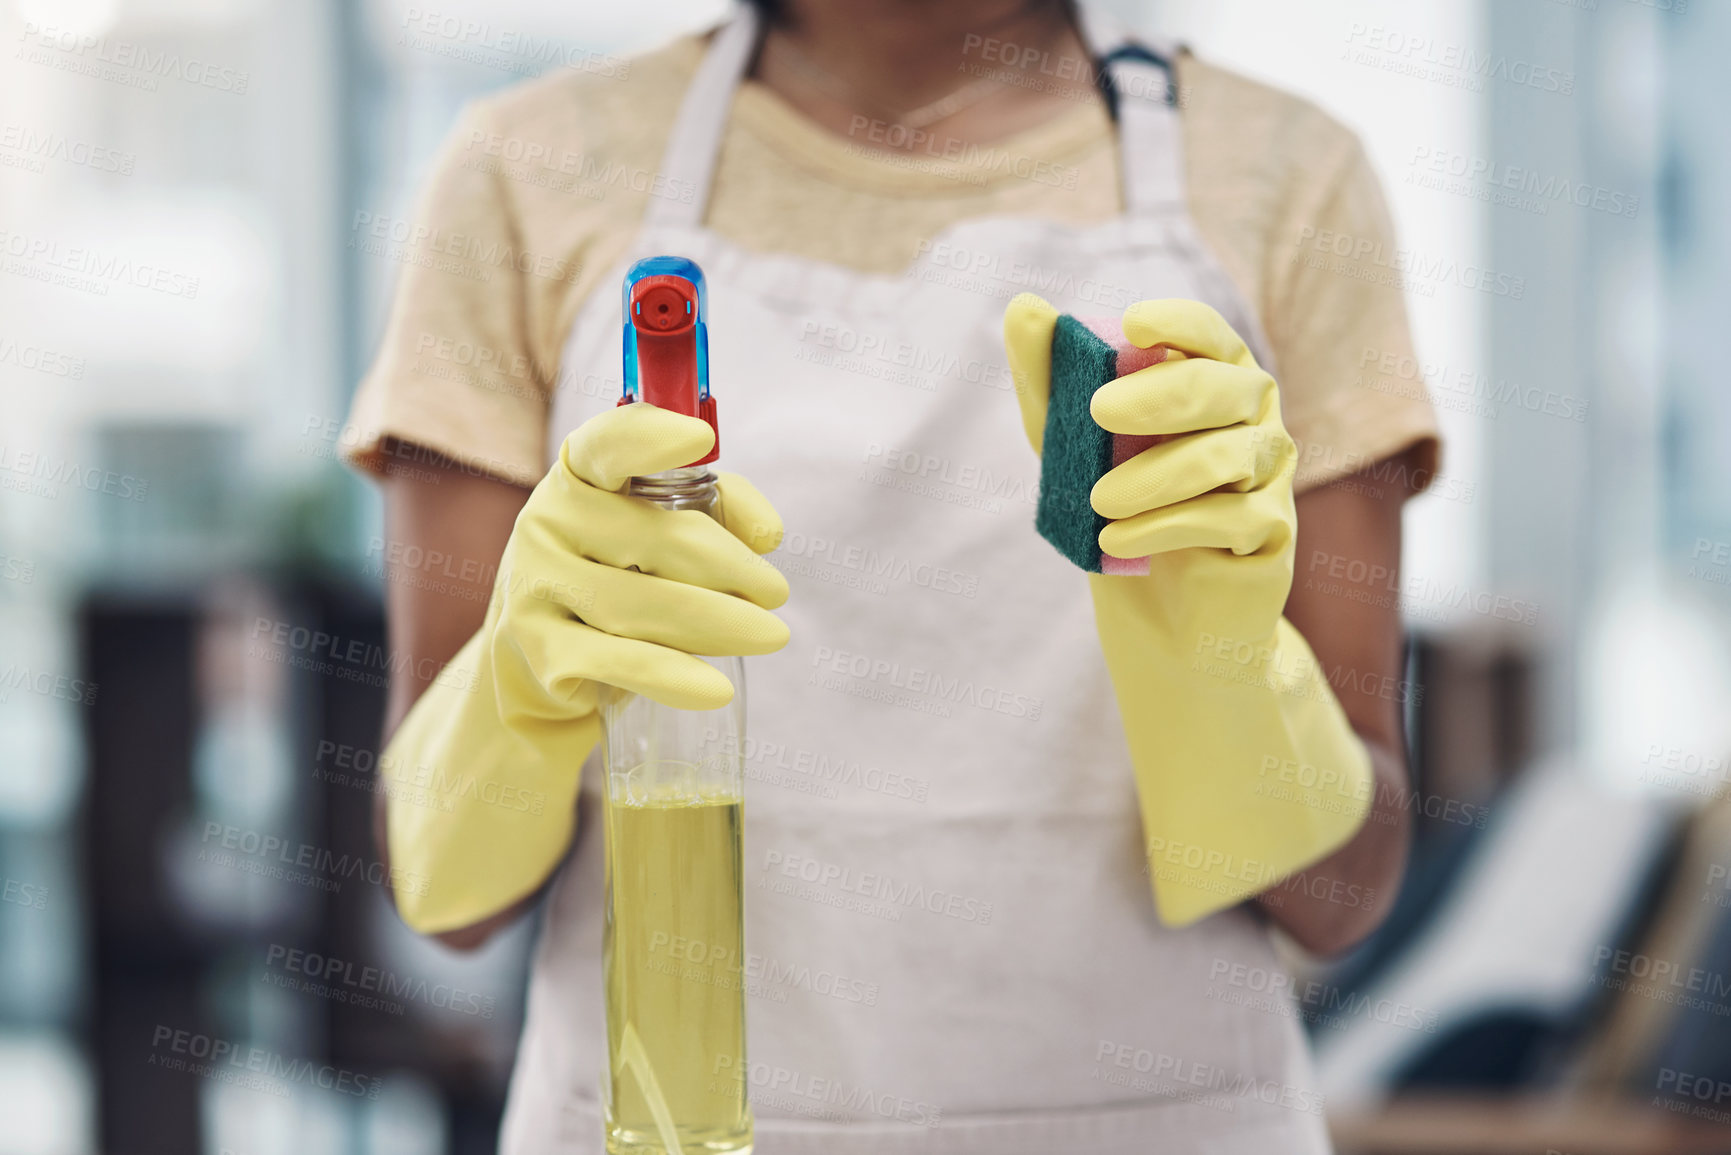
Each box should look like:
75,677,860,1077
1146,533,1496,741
600,258,753,1155
601,466,752,1155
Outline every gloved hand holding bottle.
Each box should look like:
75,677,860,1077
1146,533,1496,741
1004,293,1374,927
379,403,790,934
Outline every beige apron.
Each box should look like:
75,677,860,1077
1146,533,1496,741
501,6,1331,1152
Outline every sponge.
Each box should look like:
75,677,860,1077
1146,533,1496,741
1035,315,1169,575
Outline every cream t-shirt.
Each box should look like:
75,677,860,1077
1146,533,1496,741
346,34,1439,491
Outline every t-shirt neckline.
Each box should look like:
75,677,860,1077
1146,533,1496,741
726,73,1115,197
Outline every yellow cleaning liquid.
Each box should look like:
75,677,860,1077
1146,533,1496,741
603,771,752,1155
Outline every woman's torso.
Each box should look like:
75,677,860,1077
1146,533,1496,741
499,11,1332,1153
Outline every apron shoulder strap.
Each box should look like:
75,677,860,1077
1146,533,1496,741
644,3,761,230
1076,4,1187,216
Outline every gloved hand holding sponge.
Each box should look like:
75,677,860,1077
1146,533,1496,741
1004,294,1373,927
381,403,789,933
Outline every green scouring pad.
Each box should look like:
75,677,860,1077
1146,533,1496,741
1036,316,1118,572
1034,315,1166,576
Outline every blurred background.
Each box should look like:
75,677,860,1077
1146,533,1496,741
2,0,1729,1152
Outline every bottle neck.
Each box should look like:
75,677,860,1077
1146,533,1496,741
629,466,719,512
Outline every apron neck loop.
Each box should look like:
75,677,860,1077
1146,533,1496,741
643,2,762,231
1075,4,1186,217
645,1,1185,229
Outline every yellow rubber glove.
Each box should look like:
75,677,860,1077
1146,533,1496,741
1005,294,1373,926
381,403,789,933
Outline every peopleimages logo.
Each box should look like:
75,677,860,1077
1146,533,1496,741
149,1026,380,1099
0,663,97,706
348,211,580,285
1092,1041,1326,1116
264,944,496,1018
1408,146,1639,219
710,1056,942,1127
0,335,85,378
462,129,694,203
1,877,48,911
908,239,1139,308
797,321,1016,393
775,531,981,600
1357,345,1589,424
647,931,882,1007
1292,225,1525,299
715,727,932,803
1592,946,1731,1004
16,23,250,93
844,117,1080,189
396,8,629,80
1343,24,1574,94
761,849,994,925
0,124,135,174
809,645,1043,721
199,822,430,897
0,444,150,503
248,617,478,694
1658,1067,1731,1108
0,228,200,298
1206,958,1440,1034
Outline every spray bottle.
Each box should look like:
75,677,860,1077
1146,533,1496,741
601,256,753,1155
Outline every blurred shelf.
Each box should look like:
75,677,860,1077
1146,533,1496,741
1330,1095,1731,1155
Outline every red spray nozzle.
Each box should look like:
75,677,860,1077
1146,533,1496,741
633,278,696,336
626,273,717,465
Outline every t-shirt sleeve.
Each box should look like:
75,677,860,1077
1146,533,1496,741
1264,136,1442,495
343,101,549,489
